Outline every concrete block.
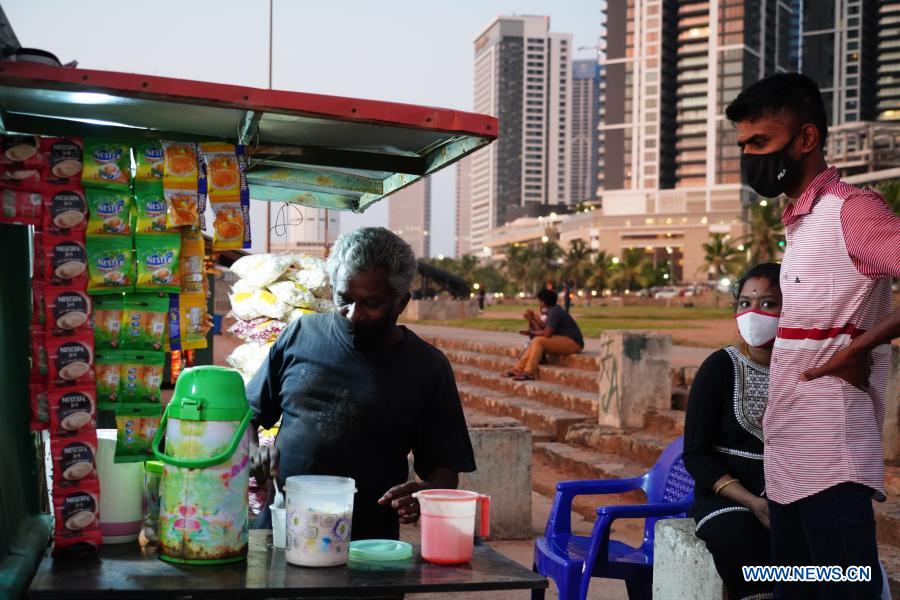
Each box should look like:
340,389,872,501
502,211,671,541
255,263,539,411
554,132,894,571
400,299,479,322
885,345,899,462
595,331,672,429
461,415,533,540
652,518,725,600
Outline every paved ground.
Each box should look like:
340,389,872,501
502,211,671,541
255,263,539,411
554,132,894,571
408,323,715,369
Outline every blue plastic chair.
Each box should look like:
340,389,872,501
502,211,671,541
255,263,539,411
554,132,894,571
533,436,694,600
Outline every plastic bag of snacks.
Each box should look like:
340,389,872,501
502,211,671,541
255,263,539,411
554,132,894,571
51,429,98,483
288,267,330,298
1,135,43,185
29,381,48,431
134,141,164,182
44,234,88,286
51,477,103,555
49,384,96,437
95,349,122,406
45,286,92,336
229,288,290,321
229,253,291,289
267,280,315,309
133,181,168,233
42,137,83,185
119,351,165,403
201,142,250,250
179,230,205,294
46,332,94,386
0,186,42,226
119,294,168,351
226,342,272,383
82,139,130,191
178,292,208,350
135,233,180,293
86,188,132,235
43,187,87,234
86,235,134,294
227,317,286,344
92,294,123,348
163,141,200,229
288,307,314,323
114,404,161,462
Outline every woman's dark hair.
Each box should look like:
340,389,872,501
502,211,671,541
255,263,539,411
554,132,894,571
537,289,557,306
734,262,782,301
725,73,828,150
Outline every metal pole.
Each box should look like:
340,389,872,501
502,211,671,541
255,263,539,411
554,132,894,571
265,0,273,253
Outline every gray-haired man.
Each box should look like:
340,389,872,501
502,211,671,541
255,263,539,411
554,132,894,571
247,227,476,540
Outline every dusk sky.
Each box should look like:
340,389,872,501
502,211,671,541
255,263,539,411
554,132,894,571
6,0,602,256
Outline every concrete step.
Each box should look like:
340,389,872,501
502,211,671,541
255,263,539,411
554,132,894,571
427,335,602,372
887,465,900,497
457,384,591,441
565,422,679,468
443,348,601,395
644,409,686,436
878,542,900,596
452,363,599,417
533,441,649,483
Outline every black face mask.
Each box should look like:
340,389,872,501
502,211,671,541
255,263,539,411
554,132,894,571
740,128,807,198
349,314,396,351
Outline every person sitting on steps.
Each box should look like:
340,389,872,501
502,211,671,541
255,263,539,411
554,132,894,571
502,289,584,382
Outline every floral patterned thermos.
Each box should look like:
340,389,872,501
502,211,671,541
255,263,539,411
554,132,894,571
152,366,253,564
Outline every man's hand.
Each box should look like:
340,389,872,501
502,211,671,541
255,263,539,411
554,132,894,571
250,441,279,483
802,346,872,391
749,496,770,530
378,481,424,524
518,329,531,336
523,309,535,320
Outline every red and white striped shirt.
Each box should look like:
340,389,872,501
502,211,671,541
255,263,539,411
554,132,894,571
765,167,900,505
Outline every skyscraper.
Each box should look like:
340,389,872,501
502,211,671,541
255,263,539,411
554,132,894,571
466,15,573,252
456,156,472,257
571,59,602,204
802,0,878,125
878,1,900,121
590,0,798,281
388,178,431,258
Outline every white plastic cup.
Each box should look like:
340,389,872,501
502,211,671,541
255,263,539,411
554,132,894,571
284,475,356,567
270,505,287,549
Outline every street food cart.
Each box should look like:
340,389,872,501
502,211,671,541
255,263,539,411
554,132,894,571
0,48,545,599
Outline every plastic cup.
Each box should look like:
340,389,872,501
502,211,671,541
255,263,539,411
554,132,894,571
270,505,287,549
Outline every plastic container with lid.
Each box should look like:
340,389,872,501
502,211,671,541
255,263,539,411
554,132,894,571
96,429,143,543
284,475,356,567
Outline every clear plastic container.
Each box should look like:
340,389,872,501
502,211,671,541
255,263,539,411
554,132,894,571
412,489,490,565
284,475,356,567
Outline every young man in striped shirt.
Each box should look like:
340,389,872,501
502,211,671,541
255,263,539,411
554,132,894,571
726,73,900,599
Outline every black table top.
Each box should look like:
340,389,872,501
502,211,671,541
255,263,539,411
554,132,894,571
28,531,548,599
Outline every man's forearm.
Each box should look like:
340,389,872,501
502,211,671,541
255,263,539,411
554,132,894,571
851,308,900,352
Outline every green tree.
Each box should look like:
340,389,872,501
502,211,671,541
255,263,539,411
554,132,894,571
700,232,744,280
877,179,900,215
502,244,533,292
561,238,592,290
585,250,612,292
608,248,652,292
742,198,785,264
530,234,563,292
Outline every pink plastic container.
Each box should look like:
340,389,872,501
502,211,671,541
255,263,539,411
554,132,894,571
412,489,490,565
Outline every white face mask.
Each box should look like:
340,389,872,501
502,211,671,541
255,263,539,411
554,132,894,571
735,309,780,348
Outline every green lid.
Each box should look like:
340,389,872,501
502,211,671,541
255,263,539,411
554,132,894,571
169,365,248,421
348,540,413,562
144,460,163,474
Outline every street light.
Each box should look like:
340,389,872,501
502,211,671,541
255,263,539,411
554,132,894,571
473,283,481,290
541,235,549,243
612,257,620,264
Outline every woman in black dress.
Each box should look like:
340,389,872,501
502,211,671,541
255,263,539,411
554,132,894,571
684,263,782,600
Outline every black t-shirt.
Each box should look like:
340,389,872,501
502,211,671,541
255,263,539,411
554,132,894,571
246,311,477,540
544,305,584,347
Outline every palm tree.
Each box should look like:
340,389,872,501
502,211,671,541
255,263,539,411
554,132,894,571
585,250,613,293
700,233,744,280
502,244,532,292
877,179,900,215
562,239,591,291
742,198,785,264
608,248,652,292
